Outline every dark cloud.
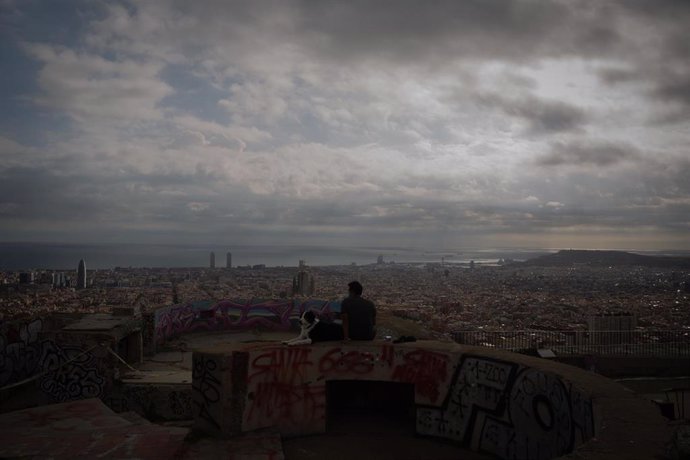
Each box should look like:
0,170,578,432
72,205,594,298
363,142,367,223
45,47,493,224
477,94,587,134
296,0,621,64
592,2,690,124
646,72,690,124
537,141,640,167
651,73,690,106
618,0,690,20
597,67,638,85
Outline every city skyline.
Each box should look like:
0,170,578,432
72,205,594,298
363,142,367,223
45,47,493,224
1,1,689,250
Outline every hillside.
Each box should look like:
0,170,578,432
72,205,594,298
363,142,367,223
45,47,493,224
521,250,690,268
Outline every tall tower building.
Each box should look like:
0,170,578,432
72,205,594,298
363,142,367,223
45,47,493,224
377,254,384,265
226,252,232,269
292,268,315,297
77,259,87,289
210,252,216,269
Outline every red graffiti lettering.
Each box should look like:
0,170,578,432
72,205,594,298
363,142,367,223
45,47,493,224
392,350,449,403
246,382,326,424
248,347,313,385
318,348,375,375
380,344,395,367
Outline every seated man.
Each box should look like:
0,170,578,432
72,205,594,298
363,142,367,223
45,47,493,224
341,281,376,341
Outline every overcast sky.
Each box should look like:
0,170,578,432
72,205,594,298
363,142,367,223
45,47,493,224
1,0,689,250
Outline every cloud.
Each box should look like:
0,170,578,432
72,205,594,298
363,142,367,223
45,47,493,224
592,2,690,124
295,0,621,64
24,43,172,122
537,141,641,167
597,67,638,85
476,93,587,134
0,0,689,249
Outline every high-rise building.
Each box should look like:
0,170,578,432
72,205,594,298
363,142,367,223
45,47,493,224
52,272,66,287
292,268,315,296
77,259,87,289
377,254,384,264
210,252,215,269
226,252,232,269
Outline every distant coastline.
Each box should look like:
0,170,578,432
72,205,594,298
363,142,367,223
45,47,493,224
521,249,690,269
1,242,689,270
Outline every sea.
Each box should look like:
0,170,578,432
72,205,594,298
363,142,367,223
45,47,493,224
0,243,552,270
0,242,687,270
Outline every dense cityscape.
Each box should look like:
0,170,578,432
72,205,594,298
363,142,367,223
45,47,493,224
2,251,688,336
2,1,689,458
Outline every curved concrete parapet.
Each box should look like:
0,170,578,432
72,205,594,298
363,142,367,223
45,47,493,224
191,341,670,460
143,299,340,355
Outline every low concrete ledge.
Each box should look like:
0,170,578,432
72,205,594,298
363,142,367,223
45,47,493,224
191,340,671,460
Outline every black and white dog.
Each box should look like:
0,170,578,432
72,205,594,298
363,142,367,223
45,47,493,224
283,310,343,346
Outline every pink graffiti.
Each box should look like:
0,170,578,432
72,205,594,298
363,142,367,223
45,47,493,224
154,299,341,344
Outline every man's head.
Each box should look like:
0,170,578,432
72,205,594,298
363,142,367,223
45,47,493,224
348,281,363,297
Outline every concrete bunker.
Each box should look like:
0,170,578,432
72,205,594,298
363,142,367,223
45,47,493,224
192,341,599,460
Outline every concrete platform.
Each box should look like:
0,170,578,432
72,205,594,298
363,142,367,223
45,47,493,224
105,331,299,422
0,398,288,460
0,399,188,459
181,428,286,460
283,412,493,460
190,339,673,460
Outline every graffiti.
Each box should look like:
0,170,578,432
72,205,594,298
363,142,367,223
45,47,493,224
38,341,106,402
0,319,44,387
155,304,198,344
568,382,595,445
380,344,395,367
417,356,515,442
169,390,193,417
192,345,595,460
104,386,193,421
416,355,595,460
392,350,449,403
245,346,326,428
298,300,340,323
318,348,376,375
122,386,156,416
249,347,313,384
1,318,108,403
192,355,222,430
503,369,573,459
247,382,326,425
152,299,342,346
475,369,577,460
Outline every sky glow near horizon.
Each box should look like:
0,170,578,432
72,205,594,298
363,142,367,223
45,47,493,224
1,0,689,250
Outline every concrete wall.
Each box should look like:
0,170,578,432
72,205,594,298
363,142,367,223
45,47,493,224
191,342,597,460
0,317,114,407
104,383,193,421
0,318,114,412
143,299,341,356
